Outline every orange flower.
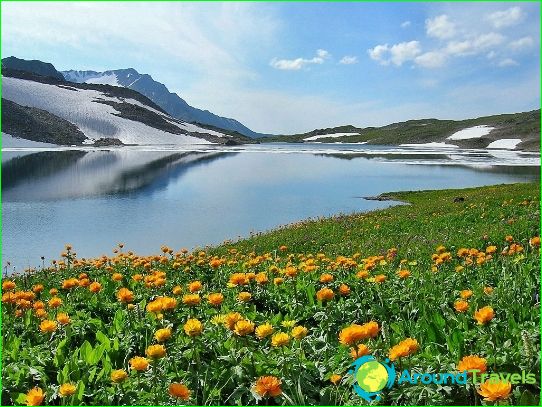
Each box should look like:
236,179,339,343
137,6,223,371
49,288,58,296
238,291,252,302
338,321,379,345
182,294,201,306
330,374,342,385
112,273,123,281
389,338,419,361
172,285,183,295
483,286,494,295
234,319,255,336
271,332,290,347
32,284,44,293
255,323,274,339
319,273,334,283
111,369,128,383
146,344,167,358
25,387,45,406
224,312,243,330
457,355,487,375
48,297,62,308
273,277,284,285
477,379,512,401
291,326,308,339
183,318,203,336
338,284,351,296
56,313,71,325
59,383,76,397
530,236,541,248
207,293,224,306
460,290,473,299
316,287,334,302
474,306,495,325
397,269,411,279
154,328,172,342
350,343,370,359
169,382,190,400
89,282,102,293
374,274,387,283
454,300,469,313
254,376,282,397
116,288,134,303
255,272,269,284
2,280,16,291
129,356,149,371
188,280,202,293
39,320,57,333
229,273,248,286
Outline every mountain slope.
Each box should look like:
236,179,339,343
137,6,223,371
62,68,264,138
2,67,253,146
262,110,540,151
2,56,65,81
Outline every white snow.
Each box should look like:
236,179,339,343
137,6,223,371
84,73,119,86
2,77,213,146
303,132,360,141
400,142,459,148
486,139,522,150
176,122,230,138
447,125,494,140
2,133,57,148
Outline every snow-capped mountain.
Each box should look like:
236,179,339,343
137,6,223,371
62,68,264,138
2,67,252,146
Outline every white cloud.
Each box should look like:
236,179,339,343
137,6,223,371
426,15,456,39
368,41,421,66
339,55,358,65
487,6,523,29
270,49,330,71
415,51,447,68
498,58,519,67
401,21,411,28
446,33,505,56
508,36,534,51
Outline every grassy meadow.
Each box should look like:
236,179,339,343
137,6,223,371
1,182,540,406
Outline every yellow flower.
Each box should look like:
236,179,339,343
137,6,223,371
48,297,62,308
234,319,255,336
56,313,71,325
254,376,282,397
25,387,45,406
154,328,172,342
454,300,469,313
184,318,203,336
483,286,494,295
111,369,128,383
208,293,224,306
224,312,243,330
39,320,57,333
169,382,191,400
281,320,296,328
477,379,512,401
59,383,76,397
330,374,342,385
291,326,308,340
271,332,290,347
255,323,274,339
238,291,252,302
172,285,183,295
273,277,284,285
457,355,487,375
146,344,167,359
474,306,495,325
129,356,149,371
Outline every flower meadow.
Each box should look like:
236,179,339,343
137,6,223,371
1,183,540,406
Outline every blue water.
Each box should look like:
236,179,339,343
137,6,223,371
2,144,538,272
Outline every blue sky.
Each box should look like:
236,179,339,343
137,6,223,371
2,2,540,134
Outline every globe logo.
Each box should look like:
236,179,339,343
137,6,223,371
349,355,396,401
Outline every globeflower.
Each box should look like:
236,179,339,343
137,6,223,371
188,280,202,293
88,282,102,293
111,369,128,383
474,306,495,325
184,318,203,336
454,300,469,313
254,376,282,397
338,284,351,296
154,328,172,342
460,290,473,299
59,383,76,397
24,387,45,406
255,323,274,339
56,313,71,325
291,326,308,339
2,280,16,291
39,320,57,333
330,374,342,385
48,297,62,308
389,338,419,361
271,332,290,347
350,343,370,359
169,382,190,400
477,379,512,401
146,344,167,359
182,294,201,306
208,293,224,306
316,287,334,302
224,312,243,330
116,288,134,303
238,291,252,302
234,319,255,336
129,356,150,371
457,355,487,375
319,273,334,283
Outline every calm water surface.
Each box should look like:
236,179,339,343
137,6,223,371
2,143,539,271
